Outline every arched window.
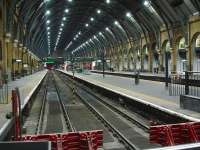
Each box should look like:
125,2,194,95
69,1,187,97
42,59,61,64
166,41,170,52
195,35,200,48
152,43,158,53
144,45,148,56
137,50,140,56
179,37,186,49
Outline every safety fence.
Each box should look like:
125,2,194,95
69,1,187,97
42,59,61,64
21,131,103,150
169,72,200,97
150,122,200,146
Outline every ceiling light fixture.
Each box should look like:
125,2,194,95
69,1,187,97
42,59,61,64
45,0,50,3
46,10,51,15
126,12,132,18
114,21,119,25
106,0,110,4
97,9,101,14
65,9,69,13
144,0,149,6
90,17,94,21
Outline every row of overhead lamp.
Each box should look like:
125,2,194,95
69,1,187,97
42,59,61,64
72,26,109,54
85,9,101,28
54,0,74,51
45,0,148,54
83,0,111,30
71,0,152,54
77,0,148,44
44,0,51,55
45,0,73,54
73,9,102,43
54,8,70,51
73,31,82,41
67,0,111,51
72,11,134,54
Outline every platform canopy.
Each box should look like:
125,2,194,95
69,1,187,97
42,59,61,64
9,0,200,58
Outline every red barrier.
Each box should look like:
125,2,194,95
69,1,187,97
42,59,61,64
12,90,21,141
150,122,200,146
21,130,103,150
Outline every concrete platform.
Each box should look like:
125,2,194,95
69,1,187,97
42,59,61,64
58,69,200,122
0,70,47,140
91,70,168,83
91,70,165,77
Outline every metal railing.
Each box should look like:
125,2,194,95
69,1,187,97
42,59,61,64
169,71,200,97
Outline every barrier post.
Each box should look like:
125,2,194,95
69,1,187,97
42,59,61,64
12,89,21,141
16,87,22,140
165,52,169,87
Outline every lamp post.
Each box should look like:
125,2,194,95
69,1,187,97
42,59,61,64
5,33,11,69
165,47,172,87
13,39,19,80
19,43,23,77
165,51,169,87
22,47,27,76
71,54,75,77
102,52,105,78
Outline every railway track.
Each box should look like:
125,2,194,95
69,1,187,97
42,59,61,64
23,71,74,135
56,71,158,150
75,79,149,131
53,72,124,150
38,71,75,134
23,74,48,134
23,70,162,149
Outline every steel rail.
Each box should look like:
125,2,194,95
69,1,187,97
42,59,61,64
36,74,49,134
35,85,48,134
57,72,140,150
59,72,149,131
52,73,76,132
79,84,149,131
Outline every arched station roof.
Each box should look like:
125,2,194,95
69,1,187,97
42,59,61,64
9,0,200,58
